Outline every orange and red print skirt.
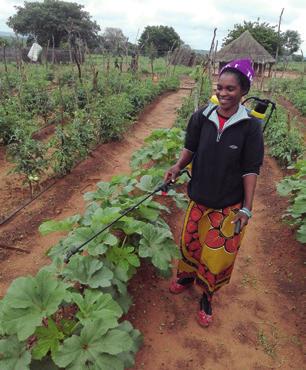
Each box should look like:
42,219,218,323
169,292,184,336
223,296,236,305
177,200,245,294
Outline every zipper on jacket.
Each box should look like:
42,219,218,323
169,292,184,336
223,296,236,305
215,118,247,143
216,130,222,142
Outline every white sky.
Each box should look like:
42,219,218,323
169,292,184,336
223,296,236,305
1,0,305,52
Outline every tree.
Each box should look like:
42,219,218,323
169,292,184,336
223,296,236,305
223,20,302,57
138,25,182,57
281,30,302,56
223,20,279,56
101,27,128,54
7,0,100,47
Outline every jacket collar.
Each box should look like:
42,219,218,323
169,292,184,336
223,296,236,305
203,103,251,130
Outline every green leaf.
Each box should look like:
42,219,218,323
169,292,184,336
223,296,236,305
138,224,179,272
1,270,69,340
47,227,98,260
136,175,161,192
39,215,81,235
138,204,160,221
32,319,64,360
86,233,118,257
83,182,114,203
53,320,133,370
117,321,143,368
116,216,145,235
167,189,188,209
291,194,306,215
0,301,4,336
72,290,122,326
0,336,31,370
91,207,121,229
297,222,306,243
82,202,100,226
107,246,140,271
63,255,113,288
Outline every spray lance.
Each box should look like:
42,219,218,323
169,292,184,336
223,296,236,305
64,170,190,263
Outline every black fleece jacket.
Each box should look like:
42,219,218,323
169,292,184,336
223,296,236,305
185,105,264,209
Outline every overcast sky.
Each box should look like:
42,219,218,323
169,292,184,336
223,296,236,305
1,0,305,52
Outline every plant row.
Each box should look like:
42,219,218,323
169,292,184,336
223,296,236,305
0,125,189,369
277,159,306,244
1,68,180,193
263,103,304,166
268,77,306,115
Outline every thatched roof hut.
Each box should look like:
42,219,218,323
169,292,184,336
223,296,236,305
215,30,275,75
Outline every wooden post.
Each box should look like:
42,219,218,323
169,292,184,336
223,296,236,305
213,40,218,75
274,8,284,78
45,39,50,68
52,34,55,64
300,49,305,81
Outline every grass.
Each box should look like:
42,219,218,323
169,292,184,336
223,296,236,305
275,61,305,73
258,328,277,358
241,273,257,288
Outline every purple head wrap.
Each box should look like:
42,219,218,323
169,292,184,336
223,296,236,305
220,58,254,84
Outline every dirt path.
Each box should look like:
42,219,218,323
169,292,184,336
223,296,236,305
127,155,305,370
0,86,190,296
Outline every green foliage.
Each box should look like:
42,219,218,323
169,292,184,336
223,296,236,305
138,25,182,57
72,290,122,326
175,69,211,128
281,30,302,55
139,224,180,272
277,160,306,243
7,133,48,191
0,270,69,340
93,93,134,141
52,320,133,370
50,112,95,176
131,128,185,170
223,20,302,56
175,95,194,128
32,319,64,360
63,255,113,289
20,80,53,121
264,105,304,166
8,0,100,47
39,214,81,235
52,86,76,116
0,99,33,144
106,246,140,277
268,77,306,116
0,336,31,370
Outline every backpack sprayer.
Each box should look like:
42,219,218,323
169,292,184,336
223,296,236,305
64,170,190,263
211,94,276,235
64,96,276,261
210,94,276,132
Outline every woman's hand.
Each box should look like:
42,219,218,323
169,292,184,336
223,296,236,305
232,211,250,232
164,164,181,183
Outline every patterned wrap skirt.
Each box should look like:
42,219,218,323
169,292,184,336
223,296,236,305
177,201,245,294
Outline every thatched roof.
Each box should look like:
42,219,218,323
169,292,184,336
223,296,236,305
216,30,275,64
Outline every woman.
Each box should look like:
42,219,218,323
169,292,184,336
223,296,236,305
165,59,264,327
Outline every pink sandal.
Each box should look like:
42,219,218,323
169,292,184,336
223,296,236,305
169,280,192,294
197,310,213,327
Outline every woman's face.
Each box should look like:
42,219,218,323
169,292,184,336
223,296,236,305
216,72,245,112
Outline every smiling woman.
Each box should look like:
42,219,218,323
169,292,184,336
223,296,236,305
165,58,264,327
